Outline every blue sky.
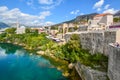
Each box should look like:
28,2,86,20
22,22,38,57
0,0,119,26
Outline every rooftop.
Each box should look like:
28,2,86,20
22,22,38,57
94,13,112,17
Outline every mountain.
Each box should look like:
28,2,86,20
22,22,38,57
114,10,120,16
0,22,10,29
63,13,98,24
75,13,98,22
51,13,98,27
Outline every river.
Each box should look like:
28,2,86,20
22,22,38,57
0,43,67,80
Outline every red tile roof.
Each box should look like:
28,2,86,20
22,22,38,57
94,13,112,17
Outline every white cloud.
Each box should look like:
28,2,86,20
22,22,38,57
26,0,37,9
0,6,8,12
93,0,104,9
80,13,84,15
103,8,118,14
38,0,53,5
97,8,101,11
27,0,33,6
41,0,63,9
0,6,52,26
26,0,63,10
45,21,54,26
70,10,80,15
39,11,51,19
104,4,110,9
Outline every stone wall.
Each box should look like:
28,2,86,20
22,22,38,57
65,31,120,80
80,31,105,54
64,30,116,55
78,26,88,31
108,44,120,80
103,31,116,55
75,62,107,80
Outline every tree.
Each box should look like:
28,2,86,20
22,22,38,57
5,28,16,34
25,28,31,33
51,26,58,30
34,29,38,35
62,34,81,62
73,26,78,31
113,17,120,22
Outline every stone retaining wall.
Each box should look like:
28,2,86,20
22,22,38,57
75,62,107,80
108,44,120,80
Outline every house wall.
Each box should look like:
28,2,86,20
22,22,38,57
116,29,120,43
68,23,74,27
16,26,25,34
99,16,107,25
107,15,113,26
78,26,88,31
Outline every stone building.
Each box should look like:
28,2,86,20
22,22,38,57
16,26,25,34
78,26,88,31
62,23,68,33
88,13,113,31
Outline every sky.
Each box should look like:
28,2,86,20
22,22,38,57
0,0,119,26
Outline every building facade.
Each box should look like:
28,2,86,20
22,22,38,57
16,26,26,34
88,13,113,31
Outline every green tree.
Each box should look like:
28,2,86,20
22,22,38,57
74,26,78,31
61,34,81,62
113,17,120,22
34,29,38,35
5,28,16,34
25,28,31,33
51,26,58,30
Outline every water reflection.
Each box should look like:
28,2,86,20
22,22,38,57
0,43,23,54
0,43,67,80
0,47,7,57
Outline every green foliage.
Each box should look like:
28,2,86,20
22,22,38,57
25,28,38,36
25,28,31,33
0,33,7,42
58,34,108,71
113,17,120,22
0,43,23,54
61,34,81,62
51,26,58,30
0,31,50,50
5,28,16,34
0,33,6,37
73,26,78,31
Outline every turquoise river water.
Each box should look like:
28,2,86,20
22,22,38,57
0,43,67,80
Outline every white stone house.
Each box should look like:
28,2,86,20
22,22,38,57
88,13,113,31
16,26,26,34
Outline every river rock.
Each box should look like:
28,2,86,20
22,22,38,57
68,63,74,69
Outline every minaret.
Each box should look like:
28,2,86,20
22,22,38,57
16,19,19,28
16,19,20,34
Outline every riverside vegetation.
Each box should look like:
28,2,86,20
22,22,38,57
0,28,108,80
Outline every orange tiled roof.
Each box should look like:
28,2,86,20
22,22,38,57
94,13,112,17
